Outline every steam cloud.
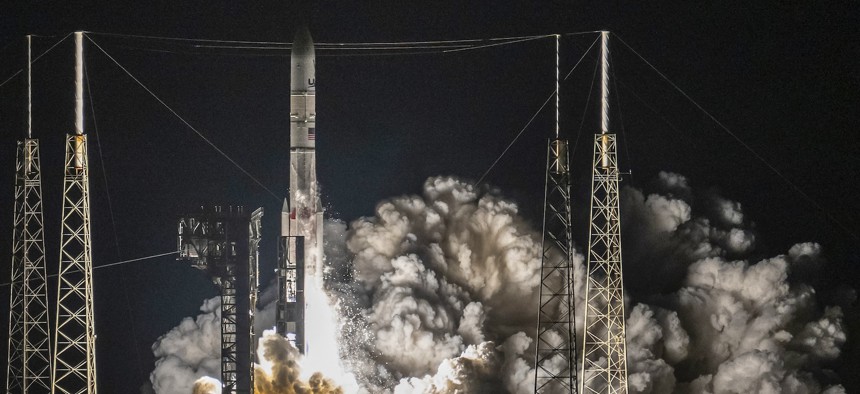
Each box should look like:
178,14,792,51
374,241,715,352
148,174,849,393
150,297,221,394
191,377,221,394
253,330,344,394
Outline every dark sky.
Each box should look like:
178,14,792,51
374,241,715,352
1,1,858,392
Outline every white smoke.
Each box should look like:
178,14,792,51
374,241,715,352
149,297,221,394
253,330,344,394
147,173,849,393
328,176,548,392
191,376,221,394
332,175,847,393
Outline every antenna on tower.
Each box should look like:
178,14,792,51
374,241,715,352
27,35,33,139
580,30,630,394
555,34,560,139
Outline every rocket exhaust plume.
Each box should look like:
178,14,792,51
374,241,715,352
148,297,221,394
254,330,344,394
331,175,848,393
191,377,221,394
149,173,849,393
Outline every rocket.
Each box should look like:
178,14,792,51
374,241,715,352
279,26,323,355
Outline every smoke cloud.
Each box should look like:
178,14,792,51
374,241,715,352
328,176,547,392
148,173,849,393
254,330,344,394
149,297,221,394
331,175,847,393
191,377,221,394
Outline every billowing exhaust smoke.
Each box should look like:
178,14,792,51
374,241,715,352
253,330,344,394
149,297,221,394
147,174,848,393
191,377,221,394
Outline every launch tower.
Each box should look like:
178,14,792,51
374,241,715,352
177,206,262,394
6,35,52,393
52,31,98,394
579,31,629,394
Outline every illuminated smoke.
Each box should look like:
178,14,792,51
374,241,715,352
148,297,221,394
191,376,221,394
148,173,848,393
330,176,547,392
148,298,353,394
254,330,344,394
331,175,847,393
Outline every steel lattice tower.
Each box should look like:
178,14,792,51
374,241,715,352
7,141,53,394
579,31,629,394
534,34,578,394
7,36,53,392
534,140,578,393
53,32,98,394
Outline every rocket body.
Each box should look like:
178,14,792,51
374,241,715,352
289,27,317,151
281,27,323,355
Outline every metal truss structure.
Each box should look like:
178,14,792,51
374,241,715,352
534,138,578,393
178,206,255,394
7,35,52,394
248,207,263,392
222,264,240,392
52,134,98,394
277,235,304,353
7,139,52,393
580,31,629,394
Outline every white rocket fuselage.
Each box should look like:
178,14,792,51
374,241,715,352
282,27,323,355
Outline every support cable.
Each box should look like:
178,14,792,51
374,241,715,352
477,35,600,186
192,43,475,51
83,31,603,58
441,35,551,53
610,53,633,178
90,36,549,58
614,34,858,241
85,34,281,201
90,251,179,269
87,30,557,46
98,44,477,59
572,56,601,163
83,65,120,277
84,62,147,380
0,252,180,288
0,33,72,89
612,73,697,150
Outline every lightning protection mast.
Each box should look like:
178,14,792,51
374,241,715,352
7,34,53,393
53,31,98,394
579,31,629,394
534,34,578,394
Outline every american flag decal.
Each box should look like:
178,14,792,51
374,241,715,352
308,127,316,141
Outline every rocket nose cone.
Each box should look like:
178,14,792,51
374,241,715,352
292,26,314,57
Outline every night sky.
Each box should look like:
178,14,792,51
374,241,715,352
1,1,858,392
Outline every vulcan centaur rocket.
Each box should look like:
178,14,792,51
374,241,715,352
278,26,323,355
